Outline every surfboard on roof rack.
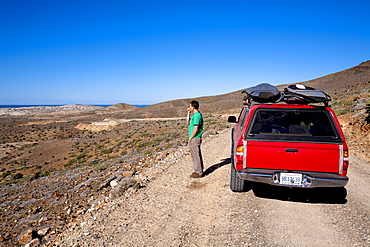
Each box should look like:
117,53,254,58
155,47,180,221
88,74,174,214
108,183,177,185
283,84,331,106
243,83,283,105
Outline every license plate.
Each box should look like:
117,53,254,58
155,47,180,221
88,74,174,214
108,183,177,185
280,173,302,185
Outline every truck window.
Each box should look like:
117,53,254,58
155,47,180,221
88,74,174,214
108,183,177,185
247,108,342,143
239,109,249,130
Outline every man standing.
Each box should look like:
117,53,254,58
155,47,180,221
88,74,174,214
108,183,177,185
187,100,204,178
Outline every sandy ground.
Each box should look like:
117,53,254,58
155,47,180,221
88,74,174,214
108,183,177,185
56,129,369,246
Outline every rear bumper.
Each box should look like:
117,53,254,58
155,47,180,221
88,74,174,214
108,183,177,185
237,169,348,188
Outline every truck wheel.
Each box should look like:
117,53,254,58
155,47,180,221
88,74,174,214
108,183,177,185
230,157,247,192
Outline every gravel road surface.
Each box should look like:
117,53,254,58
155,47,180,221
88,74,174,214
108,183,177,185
58,129,369,246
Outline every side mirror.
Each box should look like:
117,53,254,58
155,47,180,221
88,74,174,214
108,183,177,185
228,116,237,123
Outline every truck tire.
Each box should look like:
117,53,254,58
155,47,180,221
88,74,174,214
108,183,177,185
230,156,247,192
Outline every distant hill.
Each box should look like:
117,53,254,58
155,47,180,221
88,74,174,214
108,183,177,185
112,60,369,118
107,103,139,111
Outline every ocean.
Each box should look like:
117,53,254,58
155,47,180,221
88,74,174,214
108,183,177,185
0,104,150,108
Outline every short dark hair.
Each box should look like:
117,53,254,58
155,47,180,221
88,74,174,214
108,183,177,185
190,100,199,110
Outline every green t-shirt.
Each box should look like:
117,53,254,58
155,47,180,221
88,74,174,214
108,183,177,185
188,111,203,139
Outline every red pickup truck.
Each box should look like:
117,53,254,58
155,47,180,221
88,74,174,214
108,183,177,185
228,102,349,192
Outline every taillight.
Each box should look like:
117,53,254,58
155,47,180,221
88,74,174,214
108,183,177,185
339,145,349,176
235,145,244,165
342,150,349,175
236,146,244,155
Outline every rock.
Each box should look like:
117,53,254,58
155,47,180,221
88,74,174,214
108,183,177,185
89,196,106,207
37,227,50,236
24,238,40,247
97,176,117,191
38,216,48,223
80,190,92,197
122,171,135,177
110,180,119,188
76,209,86,215
18,229,34,245
110,177,139,198
21,198,38,208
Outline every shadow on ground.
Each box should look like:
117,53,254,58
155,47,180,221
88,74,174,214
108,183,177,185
203,158,231,177
203,159,347,204
250,182,348,204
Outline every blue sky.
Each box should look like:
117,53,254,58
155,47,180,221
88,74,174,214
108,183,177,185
1,0,369,105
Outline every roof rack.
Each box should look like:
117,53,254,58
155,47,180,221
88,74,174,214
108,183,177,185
243,83,331,107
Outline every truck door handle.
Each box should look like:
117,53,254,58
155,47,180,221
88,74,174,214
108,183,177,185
286,149,298,152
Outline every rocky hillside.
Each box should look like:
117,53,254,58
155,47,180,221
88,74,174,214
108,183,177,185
298,60,370,92
278,60,370,116
0,113,229,246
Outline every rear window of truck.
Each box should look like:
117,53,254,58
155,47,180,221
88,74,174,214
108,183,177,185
246,108,342,143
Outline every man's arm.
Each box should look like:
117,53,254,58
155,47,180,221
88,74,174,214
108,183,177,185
189,125,199,140
187,111,191,125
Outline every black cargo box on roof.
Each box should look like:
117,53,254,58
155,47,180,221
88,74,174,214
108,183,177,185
283,85,331,106
243,83,283,104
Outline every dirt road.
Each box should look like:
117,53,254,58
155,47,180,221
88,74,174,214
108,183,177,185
59,129,369,246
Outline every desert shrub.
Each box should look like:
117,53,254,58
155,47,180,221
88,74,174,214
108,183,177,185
94,164,106,171
34,171,50,178
136,141,153,149
365,100,370,124
1,171,11,178
101,149,112,154
77,153,87,159
133,138,142,143
84,160,99,167
343,100,352,106
334,108,353,116
12,173,23,180
205,119,216,124
141,133,155,138
65,158,76,167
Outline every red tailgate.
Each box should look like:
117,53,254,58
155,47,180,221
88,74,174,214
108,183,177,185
246,141,341,173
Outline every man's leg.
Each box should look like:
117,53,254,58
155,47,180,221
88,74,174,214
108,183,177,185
189,138,204,176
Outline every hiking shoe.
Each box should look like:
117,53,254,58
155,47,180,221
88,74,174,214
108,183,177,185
189,172,202,178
